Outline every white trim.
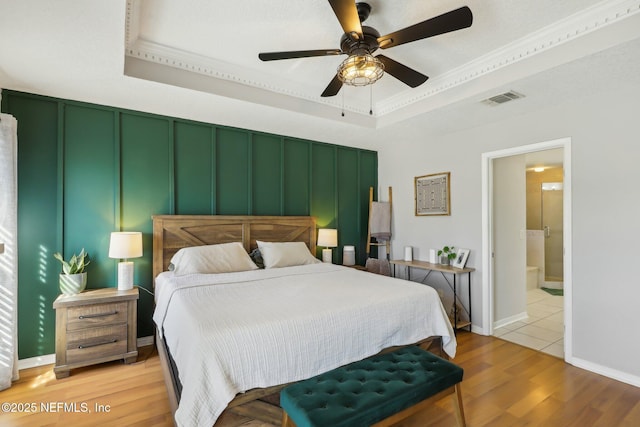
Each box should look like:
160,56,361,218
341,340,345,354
480,150,493,336
17,336,155,370
378,0,640,115
17,354,55,371
572,357,640,388
562,141,573,363
493,311,529,330
124,0,640,123
481,137,573,365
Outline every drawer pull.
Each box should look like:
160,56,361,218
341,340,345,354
78,311,118,319
78,339,117,349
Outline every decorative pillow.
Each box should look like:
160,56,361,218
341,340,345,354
256,240,321,269
169,242,258,275
249,247,265,269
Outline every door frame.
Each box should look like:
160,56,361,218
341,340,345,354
481,137,573,363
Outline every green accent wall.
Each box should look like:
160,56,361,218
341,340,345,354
1,90,378,359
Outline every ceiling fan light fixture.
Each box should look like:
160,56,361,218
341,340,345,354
338,53,384,86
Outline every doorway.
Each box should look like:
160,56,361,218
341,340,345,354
481,138,572,362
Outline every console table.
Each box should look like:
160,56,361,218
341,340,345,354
390,260,475,332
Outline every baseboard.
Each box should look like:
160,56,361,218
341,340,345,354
493,311,528,330
17,336,155,370
543,281,563,290
18,354,56,370
571,357,640,388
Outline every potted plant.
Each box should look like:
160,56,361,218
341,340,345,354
54,249,90,295
438,246,456,265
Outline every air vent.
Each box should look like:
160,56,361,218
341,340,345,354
482,90,525,106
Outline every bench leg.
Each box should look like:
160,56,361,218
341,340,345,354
282,410,296,427
452,383,466,427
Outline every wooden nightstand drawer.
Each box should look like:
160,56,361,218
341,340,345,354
67,302,128,331
66,324,128,364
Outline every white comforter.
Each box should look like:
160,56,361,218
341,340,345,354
153,263,456,427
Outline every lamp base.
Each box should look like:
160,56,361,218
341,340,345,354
322,248,333,263
117,261,134,291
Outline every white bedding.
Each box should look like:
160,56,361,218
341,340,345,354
153,263,456,427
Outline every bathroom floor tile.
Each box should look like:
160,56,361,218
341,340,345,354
546,312,564,323
531,318,564,333
499,321,528,331
541,341,564,358
517,324,564,342
544,296,565,308
529,301,563,313
496,289,564,356
499,331,549,351
492,327,511,337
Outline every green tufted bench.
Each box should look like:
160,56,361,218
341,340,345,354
280,346,465,427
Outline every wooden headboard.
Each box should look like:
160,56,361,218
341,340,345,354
152,215,317,280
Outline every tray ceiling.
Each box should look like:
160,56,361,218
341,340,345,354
123,1,640,126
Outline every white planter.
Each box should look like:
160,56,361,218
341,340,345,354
59,272,87,295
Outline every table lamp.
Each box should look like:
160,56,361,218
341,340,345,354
317,229,338,263
109,231,143,291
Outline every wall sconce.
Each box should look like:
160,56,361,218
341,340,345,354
109,232,143,291
317,229,338,263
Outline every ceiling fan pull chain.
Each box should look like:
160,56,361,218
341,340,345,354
341,91,345,117
369,85,373,116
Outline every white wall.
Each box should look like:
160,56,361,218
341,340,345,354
377,85,640,383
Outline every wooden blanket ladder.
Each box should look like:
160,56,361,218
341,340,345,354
366,186,392,258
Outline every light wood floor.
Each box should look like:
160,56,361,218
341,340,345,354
2,332,639,426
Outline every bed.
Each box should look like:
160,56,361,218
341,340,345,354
152,215,456,427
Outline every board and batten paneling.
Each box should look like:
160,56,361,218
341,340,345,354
283,138,310,215
1,90,377,359
311,144,337,228
216,127,250,215
9,95,60,359
174,121,213,214
252,133,283,215
63,105,117,289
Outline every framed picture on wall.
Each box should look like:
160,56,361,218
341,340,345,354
452,248,470,269
415,172,450,216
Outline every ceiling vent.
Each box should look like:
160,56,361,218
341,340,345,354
482,90,525,106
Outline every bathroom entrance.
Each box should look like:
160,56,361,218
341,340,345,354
483,139,571,361
526,161,564,290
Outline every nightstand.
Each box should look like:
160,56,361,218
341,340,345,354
53,287,138,379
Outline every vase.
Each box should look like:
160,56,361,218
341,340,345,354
440,255,450,265
59,272,87,295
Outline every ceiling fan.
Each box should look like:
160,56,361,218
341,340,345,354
258,0,473,97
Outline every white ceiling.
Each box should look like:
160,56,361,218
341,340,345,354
0,0,639,144
123,0,640,127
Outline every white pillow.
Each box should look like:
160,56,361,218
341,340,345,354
169,242,258,275
256,240,321,268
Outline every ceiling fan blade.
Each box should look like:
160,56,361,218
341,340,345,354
376,55,428,88
321,74,343,97
328,0,363,40
259,49,343,61
377,6,473,49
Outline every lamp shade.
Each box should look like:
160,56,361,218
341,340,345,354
108,232,143,259
317,229,338,248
